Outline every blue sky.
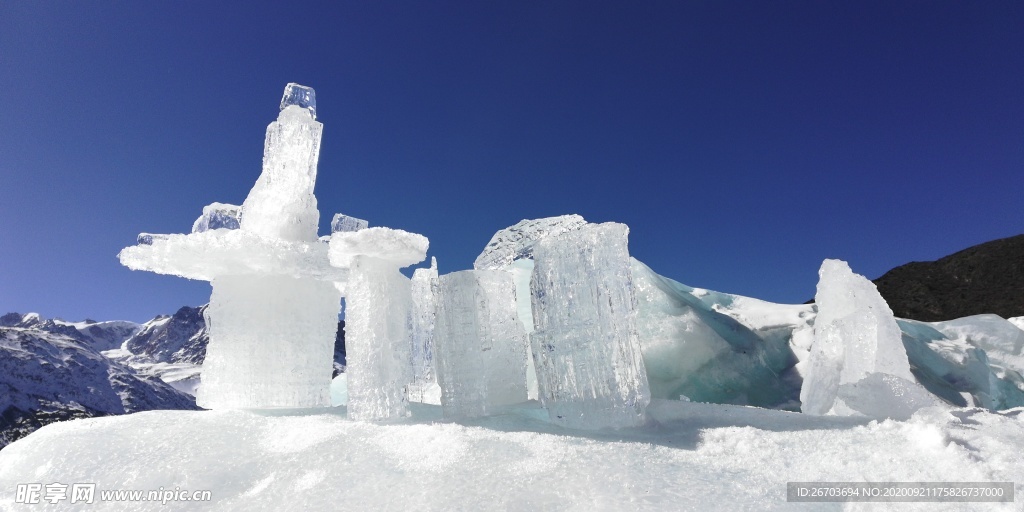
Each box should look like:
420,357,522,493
1,2,1022,322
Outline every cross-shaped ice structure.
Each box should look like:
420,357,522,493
119,84,347,409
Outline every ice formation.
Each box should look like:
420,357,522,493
119,84,343,409
331,213,368,234
330,228,427,421
473,214,588,270
801,259,922,418
192,203,241,233
899,316,1024,410
630,258,803,409
410,257,438,400
529,222,650,429
434,269,528,419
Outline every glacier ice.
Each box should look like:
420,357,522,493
331,213,368,234
119,84,342,409
630,258,803,409
192,203,241,233
898,316,1024,410
801,259,920,417
529,222,650,429
474,215,588,270
433,269,528,419
331,228,427,421
410,257,438,400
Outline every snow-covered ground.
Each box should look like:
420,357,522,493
1,398,1020,511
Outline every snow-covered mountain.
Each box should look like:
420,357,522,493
0,315,200,449
1,307,349,449
123,306,209,365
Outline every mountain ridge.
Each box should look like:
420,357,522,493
873,234,1024,322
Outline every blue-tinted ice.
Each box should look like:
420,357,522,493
280,83,317,119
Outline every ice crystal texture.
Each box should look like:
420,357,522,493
332,228,427,421
331,213,369,233
410,257,439,391
529,222,649,429
191,203,241,233
474,215,588,270
434,269,528,419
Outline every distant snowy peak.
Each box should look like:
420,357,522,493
473,215,588,270
0,312,139,352
124,306,208,365
0,312,43,328
55,319,140,352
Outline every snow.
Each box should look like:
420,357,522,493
1,402,1021,511
1009,316,1024,332
53,319,140,351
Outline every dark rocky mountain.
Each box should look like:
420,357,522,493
873,234,1024,322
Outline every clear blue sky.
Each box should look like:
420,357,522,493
1,2,1022,323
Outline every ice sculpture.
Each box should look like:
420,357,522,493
192,203,241,233
330,227,428,421
530,222,650,429
332,213,368,234
801,259,919,418
474,215,588,271
119,84,345,409
434,269,528,419
475,215,591,400
410,257,438,400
